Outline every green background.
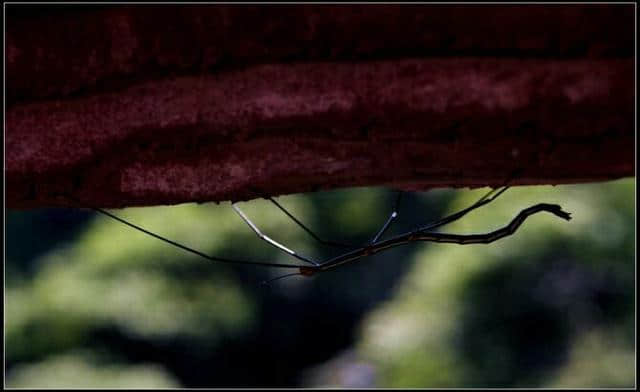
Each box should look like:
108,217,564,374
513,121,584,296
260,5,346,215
5,178,635,387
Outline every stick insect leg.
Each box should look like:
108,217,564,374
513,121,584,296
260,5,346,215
58,193,303,270
370,191,403,243
418,168,524,232
260,272,304,287
232,203,320,266
268,197,356,249
417,186,510,233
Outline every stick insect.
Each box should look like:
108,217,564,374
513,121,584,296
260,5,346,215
71,184,572,284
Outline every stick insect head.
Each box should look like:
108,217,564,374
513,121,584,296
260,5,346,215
299,266,318,277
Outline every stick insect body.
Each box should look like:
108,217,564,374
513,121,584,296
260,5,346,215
78,185,572,284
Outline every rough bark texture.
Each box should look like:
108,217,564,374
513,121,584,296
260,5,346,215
6,5,635,209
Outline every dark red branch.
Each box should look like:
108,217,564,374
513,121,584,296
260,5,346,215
5,5,635,209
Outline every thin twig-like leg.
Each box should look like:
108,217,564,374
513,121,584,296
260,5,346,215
268,197,356,248
232,203,319,266
370,191,403,243
417,169,522,233
416,186,509,232
84,204,303,270
260,272,304,286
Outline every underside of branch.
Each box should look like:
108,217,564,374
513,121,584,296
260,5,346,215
6,5,634,209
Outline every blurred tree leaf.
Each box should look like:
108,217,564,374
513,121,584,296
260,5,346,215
6,351,180,388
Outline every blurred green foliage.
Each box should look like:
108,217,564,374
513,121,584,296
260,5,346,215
352,179,635,388
5,179,635,387
7,351,180,388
